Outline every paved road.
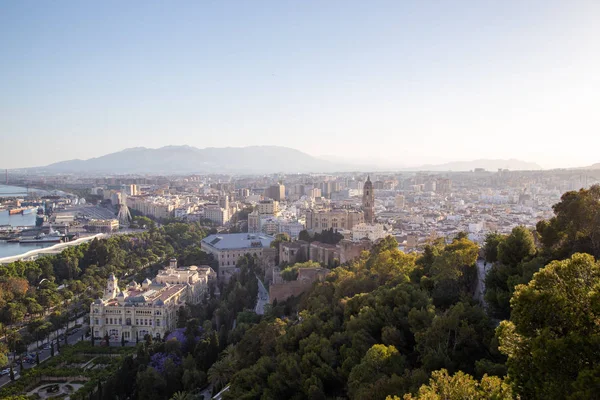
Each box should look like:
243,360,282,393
254,276,269,315
474,259,489,309
0,323,89,388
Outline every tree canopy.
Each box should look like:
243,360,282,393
497,253,600,399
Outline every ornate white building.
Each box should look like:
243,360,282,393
352,223,386,242
90,259,216,342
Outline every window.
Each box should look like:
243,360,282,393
105,318,108,324
94,319,99,325
124,332,130,339
119,318,122,324
136,319,139,325
156,319,160,327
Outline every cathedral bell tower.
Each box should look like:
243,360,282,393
362,175,374,224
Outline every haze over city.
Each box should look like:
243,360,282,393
2,1,600,169
3,2,600,399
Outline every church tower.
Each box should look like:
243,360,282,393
104,273,119,299
362,176,374,224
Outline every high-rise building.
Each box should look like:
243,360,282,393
237,188,250,199
436,179,452,194
219,195,229,210
266,183,285,201
362,176,375,224
248,209,261,233
395,194,405,209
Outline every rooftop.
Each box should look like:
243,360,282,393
201,233,275,250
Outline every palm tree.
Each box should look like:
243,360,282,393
207,345,237,393
169,391,191,400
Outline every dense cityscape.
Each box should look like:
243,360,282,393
0,164,599,399
2,1,600,399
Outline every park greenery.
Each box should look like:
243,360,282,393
3,185,600,399
0,220,215,366
299,227,345,245
0,341,134,399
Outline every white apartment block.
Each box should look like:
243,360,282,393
90,259,215,342
128,196,178,219
257,199,279,216
204,205,230,225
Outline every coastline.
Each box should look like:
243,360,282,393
0,233,107,264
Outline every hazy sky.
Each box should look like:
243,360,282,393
1,1,599,169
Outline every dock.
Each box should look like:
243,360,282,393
0,233,107,264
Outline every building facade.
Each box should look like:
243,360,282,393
247,209,261,233
128,196,176,219
90,259,215,342
200,233,276,281
87,219,119,233
362,176,375,223
352,223,386,242
257,199,279,216
266,184,285,202
204,204,230,225
305,208,364,233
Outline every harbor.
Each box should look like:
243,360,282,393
0,233,107,264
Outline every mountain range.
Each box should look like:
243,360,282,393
24,145,546,174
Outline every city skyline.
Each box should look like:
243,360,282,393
2,1,600,169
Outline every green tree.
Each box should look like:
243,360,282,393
298,230,312,242
170,392,192,400
182,354,207,391
497,226,536,267
536,185,600,259
208,346,238,392
136,366,168,400
348,344,407,400
399,369,513,399
497,253,600,399
483,232,505,263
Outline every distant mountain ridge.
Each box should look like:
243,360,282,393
36,146,341,174
580,162,600,170
406,159,543,172
24,146,543,174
